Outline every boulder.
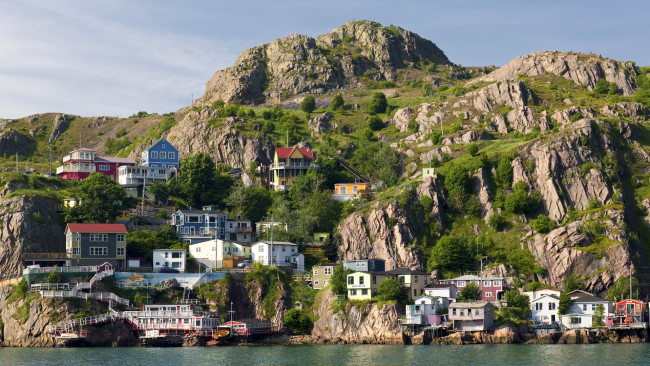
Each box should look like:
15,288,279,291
308,112,334,136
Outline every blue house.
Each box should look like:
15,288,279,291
141,137,179,169
171,209,226,244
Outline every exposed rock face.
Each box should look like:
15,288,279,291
458,81,528,113
197,20,450,105
392,107,413,132
553,106,595,125
0,128,32,156
600,102,649,122
49,114,70,142
487,115,508,134
525,210,631,296
442,130,492,145
0,184,64,277
419,146,451,164
507,106,551,133
474,167,494,222
337,201,423,270
470,51,637,95
164,110,274,170
311,289,403,344
308,112,334,136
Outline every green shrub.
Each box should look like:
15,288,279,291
532,214,556,234
300,95,316,115
377,278,408,303
367,92,387,115
330,264,353,295
488,213,506,231
367,116,384,131
46,270,62,284
330,93,344,110
284,309,313,334
211,99,225,109
467,144,479,157
116,127,127,138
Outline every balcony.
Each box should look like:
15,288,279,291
57,164,96,174
236,226,253,233
270,162,312,169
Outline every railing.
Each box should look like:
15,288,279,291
270,162,312,169
56,165,96,174
23,265,96,274
235,226,253,233
30,283,75,292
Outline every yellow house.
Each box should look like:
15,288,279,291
422,168,436,178
269,147,314,191
333,183,371,201
346,269,430,300
390,268,430,299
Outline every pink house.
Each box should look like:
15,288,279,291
440,275,504,302
57,148,135,181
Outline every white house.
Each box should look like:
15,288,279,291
404,295,442,325
561,294,612,328
225,219,254,244
118,165,171,185
523,289,561,304
153,249,186,272
424,284,458,301
531,294,560,325
251,241,304,272
189,239,251,268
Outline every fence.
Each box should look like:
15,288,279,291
23,265,98,275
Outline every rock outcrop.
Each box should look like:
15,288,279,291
311,289,403,344
308,112,334,136
197,20,450,105
0,128,32,156
49,114,70,142
469,51,637,95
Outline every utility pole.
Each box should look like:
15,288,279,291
15,153,18,172
630,266,633,300
270,214,274,266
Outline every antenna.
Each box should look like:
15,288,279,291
286,130,289,148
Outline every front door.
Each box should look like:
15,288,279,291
551,315,555,322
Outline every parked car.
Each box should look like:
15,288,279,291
158,266,179,273
43,172,54,177
237,260,253,268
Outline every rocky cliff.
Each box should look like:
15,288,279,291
0,181,64,278
197,20,451,106
311,289,403,344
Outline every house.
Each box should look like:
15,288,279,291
448,301,495,331
269,147,314,191
221,319,272,335
346,268,429,301
118,165,171,185
343,259,385,273
251,241,304,271
57,148,135,181
225,219,254,244
385,268,430,299
189,239,251,269
561,294,612,328
523,288,561,304
312,232,330,246
346,271,392,300
404,295,445,325
115,210,131,225
153,249,186,272
531,294,560,325
172,209,226,244
422,168,436,178
65,223,127,269
312,264,335,290
611,299,648,326
424,284,458,302
332,182,371,201
140,137,179,169
440,275,505,302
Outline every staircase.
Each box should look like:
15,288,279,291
335,156,370,183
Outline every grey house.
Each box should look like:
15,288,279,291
448,301,495,331
343,259,385,273
65,223,127,269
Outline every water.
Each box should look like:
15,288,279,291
0,344,647,365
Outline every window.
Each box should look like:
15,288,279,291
485,292,492,298
117,248,125,256
452,308,457,315
457,281,466,287
475,309,480,316
353,185,358,192
369,261,375,269
571,317,582,324
460,310,464,316
196,247,201,253
424,277,428,285
372,276,376,285
350,289,357,296
583,304,587,311
172,252,181,258
493,280,501,286
162,144,165,148
160,152,167,159
90,234,108,242
168,152,175,160
282,246,286,252
72,247,79,255
97,165,110,171
117,234,125,242
258,245,264,252
549,303,556,310
483,280,491,287
399,276,405,283
90,247,108,256
171,262,180,268
324,267,332,275
413,289,417,296
188,216,199,223
592,304,597,311
151,151,158,159
72,233,80,241
315,280,319,285
535,303,542,311
348,277,354,285
324,280,328,286
314,270,318,275
361,289,368,295
359,276,364,285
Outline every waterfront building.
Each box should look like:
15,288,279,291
440,275,505,302
332,182,371,201
343,259,385,273
448,301,495,331
57,148,135,181
561,294,612,328
225,218,254,244
530,294,560,325
189,239,251,269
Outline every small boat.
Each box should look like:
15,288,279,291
213,329,230,340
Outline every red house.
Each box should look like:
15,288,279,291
611,299,648,326
440,275,505,302
57,148,135,181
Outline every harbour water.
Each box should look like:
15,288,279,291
0,343,648,365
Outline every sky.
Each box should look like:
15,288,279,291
0,0,648,119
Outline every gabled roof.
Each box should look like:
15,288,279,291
255,241,298,246
384,268,428,275
96,156,136,164
66,223,127,233
275,147,314,159
572,295,610,304
177,209,226,215
445,275,504,281
425,284,457,289
449,301,492,309
531,294,561,302
145,137,178,153
567,290,593,297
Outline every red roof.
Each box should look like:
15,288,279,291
275,147,314,159
66,223,127,233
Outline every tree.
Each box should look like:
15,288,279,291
563,273,584,293
330,93,344,110
558,293,572,315
504,181,540,214
284,309,313,334
496,155,513,188
377,278,408,303
488,213,506,231
593,79,609,94
116,127,127,138
532,214,556,234
47,270,62,284
367,92,387,115
330,264,353,295
366,116,384,131
300,95,316,115
178,152,233,208
504,289,530,310
467,144,479,157
428,235,471,271
593,304,605,327
65,172,132,223
457,282,481,302
606,276,640,302
225,183,273,223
